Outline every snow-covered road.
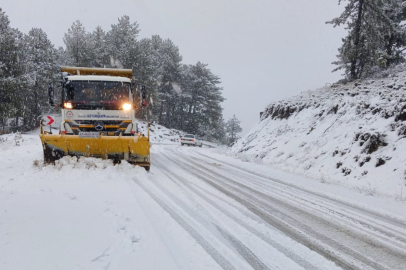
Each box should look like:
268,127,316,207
1,132,406,270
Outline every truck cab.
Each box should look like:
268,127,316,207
59,74,138,137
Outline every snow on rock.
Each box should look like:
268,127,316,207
229,67,406,198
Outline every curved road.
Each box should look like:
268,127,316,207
137,144,406,270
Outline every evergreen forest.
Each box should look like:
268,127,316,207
0,9,231,142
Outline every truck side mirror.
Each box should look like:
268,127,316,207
48,82,55,106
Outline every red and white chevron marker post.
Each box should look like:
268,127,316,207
47,116,54,133
47,116,54,125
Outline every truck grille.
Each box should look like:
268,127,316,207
67,120,131,135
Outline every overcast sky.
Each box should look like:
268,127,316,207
2,0,346,133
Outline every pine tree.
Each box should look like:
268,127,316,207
63,20,93,66
132,37,160,121
213,116,227,144
106,15,139,68
136,35,183,126
22,28,56,129
179,62,224,139
328,0,406,79
55,46,73,67
225,115,242,144
0,8,25,131
380,0,406,67
90,26,110,68
155,37,183,127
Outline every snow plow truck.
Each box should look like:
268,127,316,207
39,66,151,171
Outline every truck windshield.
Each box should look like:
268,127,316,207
65,81,130,109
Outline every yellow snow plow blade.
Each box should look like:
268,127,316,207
40,134,150,170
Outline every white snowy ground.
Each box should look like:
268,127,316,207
1,129,406,270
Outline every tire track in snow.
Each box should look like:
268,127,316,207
216,226,269,270
178,147,406,249
181,153,406,270
132,179,236,270
164,148,405,270
192,149,406,229
183,149,406,252
143,162,271,270
153,155,322,270
162,151,371,270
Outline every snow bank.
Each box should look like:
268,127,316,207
229,68,406,198
137,120,182,145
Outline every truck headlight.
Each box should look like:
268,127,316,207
64,102,72,109
122,103,132,110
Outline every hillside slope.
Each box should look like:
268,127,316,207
230,67,406,198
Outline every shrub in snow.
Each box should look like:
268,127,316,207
357,132,388,154
327,105,339,115
341,167,351,176
397,124,406,136
359,156,371,167
375,157,386,167
394,105,406,121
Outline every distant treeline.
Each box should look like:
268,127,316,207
0,9,229,142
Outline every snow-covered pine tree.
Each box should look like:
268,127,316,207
180,62,224,140
22,28,56,130
156,38,182,128
55,46,73,67
90,26,110,68
63,20,93,67
225,114,242,144
106,15,139,68
139,35,182,127
132,37,160,121
214,116,227,144
328,0,406,79
380,0,406,67
0,8,25,132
